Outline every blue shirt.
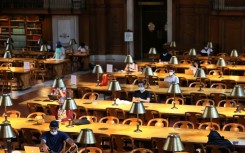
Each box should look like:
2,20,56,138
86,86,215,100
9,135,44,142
42,131,69,153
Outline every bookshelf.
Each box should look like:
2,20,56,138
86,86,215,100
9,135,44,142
0,15,42,50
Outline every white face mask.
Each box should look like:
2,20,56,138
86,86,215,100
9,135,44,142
169,72,174,76
50,131,58,135
138,87,145,92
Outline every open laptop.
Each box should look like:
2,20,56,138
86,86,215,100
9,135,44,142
24,146,41,153
48,94,58,100
158,81,171,88
43,115,56,123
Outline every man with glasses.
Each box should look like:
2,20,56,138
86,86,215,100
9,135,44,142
41,120,75,153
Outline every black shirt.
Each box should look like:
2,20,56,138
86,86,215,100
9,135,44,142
133,90,151,100
159,53,172,61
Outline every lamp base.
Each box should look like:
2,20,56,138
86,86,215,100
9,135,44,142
218,75,223,78
66,120,74,128
198,89,203,92
2,120,10,124
171,106,178,109
66,125,74,128
134,129,142,133
112,103,118,106
234,110,241,113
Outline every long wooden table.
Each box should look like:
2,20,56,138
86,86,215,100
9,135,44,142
19,98,245,118
0,67,31,90
2,117,245,146
111,71,245,84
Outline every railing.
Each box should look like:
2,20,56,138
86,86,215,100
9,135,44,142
0,0,86,10
212,0,245,10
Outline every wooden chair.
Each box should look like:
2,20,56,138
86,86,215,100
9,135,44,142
73,106,89,118
77,87,93,98
34,61,48,80
147,76,158,85
99,116,119,124
165,97,185,105
27,102,44,113
185,112,202,128
0,63,12,67
173,121,195,129
93,133,111,152
189,92,207,105
179,77,188,87
125,75,138,84
147,118,169,127
12,128,21,150
200,60,211,64
205,145,232,153
20,128,42,147
46,104,59,117
78,147,102,153
222,123,245,132
208,70,223,76
0,69,16,93
151,137,165,153
143,110,160,124
122,118,143,126
27,112,46,119
111,134,135,152
217,53,228,57
81,92,99,100
217,100,236,108
189,82,206,88
2,110,21,118
195,99,215,106
209,93,227,106
233,115,245,125
79,115,98,123
179,59,191,64
198,122,221,131
149,91,159,103
221,79,236,89
130,148,153,153
106,107,126,120
154,68,168,73
210,83,227,89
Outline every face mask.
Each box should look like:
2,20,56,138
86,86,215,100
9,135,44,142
138,87,145,91
163,53,167,56
50,131,58,135
169,72,174,76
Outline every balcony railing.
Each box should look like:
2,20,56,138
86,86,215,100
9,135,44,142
0,0,86,10
212,0,245,10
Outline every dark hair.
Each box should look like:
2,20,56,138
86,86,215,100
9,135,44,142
169,67,175,71
80,42,85,48
162,48,168,53
138,81,145,85
193,60,201,68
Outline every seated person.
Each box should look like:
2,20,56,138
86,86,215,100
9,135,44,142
159,48,172,62
41,120,75,153
189,60,201,75
124,62,138,72
53,41,66,60
200,42,213,56
132,81,151,103
77,42,89,54
164,67,179,84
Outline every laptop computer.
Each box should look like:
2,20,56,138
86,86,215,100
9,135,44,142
158,81,171,88
43,115,56,123
24,146,41,153
48,94,58,100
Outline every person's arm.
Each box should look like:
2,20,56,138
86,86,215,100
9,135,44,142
66,137,75,147
134,64,139,72
140,97,150,103
40,135,49,152
124,64,129,71
175,76,180,84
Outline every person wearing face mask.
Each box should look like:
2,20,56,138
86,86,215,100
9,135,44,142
159,48,172,62
164,67,179,84
189,60,201,75
201,42,213,56
41,120,75,153
132,81,151,103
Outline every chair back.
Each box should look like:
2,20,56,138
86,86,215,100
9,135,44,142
147,118,169,127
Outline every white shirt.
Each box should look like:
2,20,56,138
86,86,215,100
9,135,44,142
78,45,89,53
164,75,179,84
201,47,213,55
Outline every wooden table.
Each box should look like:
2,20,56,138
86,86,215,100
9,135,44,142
67,52,90,70
111,71,245,84
0,67,31,90
19,98,245,118
43,59,70,78
3,117,245,146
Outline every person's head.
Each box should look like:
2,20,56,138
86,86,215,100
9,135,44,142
192,60,201,68
49,120,59,135
79,42,85,48
138,81,145,91
56,41,62,48
162,48,168,54
169,67,175,76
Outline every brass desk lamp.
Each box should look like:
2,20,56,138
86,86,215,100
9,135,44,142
129,102,146,132
167,83,182,109
149,47,157,64
0,94,13,124
216,58,226,78
76,128,96,151
163,133,184,153
124,55,133,74
92,65,103,86
194,68,206,91
230,85,245,113
202,105,219,130
108,80,121,106
62,98,78,127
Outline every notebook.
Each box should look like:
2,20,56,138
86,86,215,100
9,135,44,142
48,94,58,100
43,115,56,123
158,81,171,88
24,146,41,153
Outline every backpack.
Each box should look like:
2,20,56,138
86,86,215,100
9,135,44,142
206,130,234,153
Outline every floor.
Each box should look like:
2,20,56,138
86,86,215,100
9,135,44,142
1,60,125,117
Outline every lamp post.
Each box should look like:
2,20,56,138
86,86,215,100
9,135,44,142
129,102,146,132
0,94,13,124
202,105,219,130
194,68,206,91
69,39,77,53
188,48,196,62
108,80,121,106
148,47,157,64
216,58,227,78
92,65,104,86
230,85,245,113
0,123,16,153
230,49,238,67
124,55,134,74
167,83,181,109
163,133,184,153
62,98,77,127
76,128,96,151
142,66,153,89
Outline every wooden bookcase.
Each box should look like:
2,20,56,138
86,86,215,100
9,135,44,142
0,15,42,51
